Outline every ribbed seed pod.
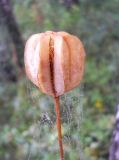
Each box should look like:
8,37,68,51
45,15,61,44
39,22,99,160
24,31,85,97
24,31,86,160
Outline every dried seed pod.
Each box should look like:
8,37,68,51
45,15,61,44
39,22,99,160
24,31,85,97
24,31,86,160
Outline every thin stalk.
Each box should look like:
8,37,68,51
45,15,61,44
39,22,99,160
54,96,64,160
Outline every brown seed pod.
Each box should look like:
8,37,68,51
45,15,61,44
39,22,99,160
24,31,86,160
24,31,85,97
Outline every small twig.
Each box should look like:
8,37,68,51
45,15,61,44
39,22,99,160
54,96,64,160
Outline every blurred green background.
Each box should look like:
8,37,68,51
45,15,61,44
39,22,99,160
0,0,119,160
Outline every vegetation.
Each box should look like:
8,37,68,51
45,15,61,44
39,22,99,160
0,0,119,159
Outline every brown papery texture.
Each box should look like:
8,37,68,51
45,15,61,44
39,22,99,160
24,31,86,160
24,31,85,97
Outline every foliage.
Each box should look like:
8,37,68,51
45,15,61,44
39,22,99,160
0,0,119,159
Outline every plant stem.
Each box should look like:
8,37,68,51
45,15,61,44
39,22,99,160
54,96,64,160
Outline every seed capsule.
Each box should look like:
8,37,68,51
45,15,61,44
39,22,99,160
24,31,85,97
